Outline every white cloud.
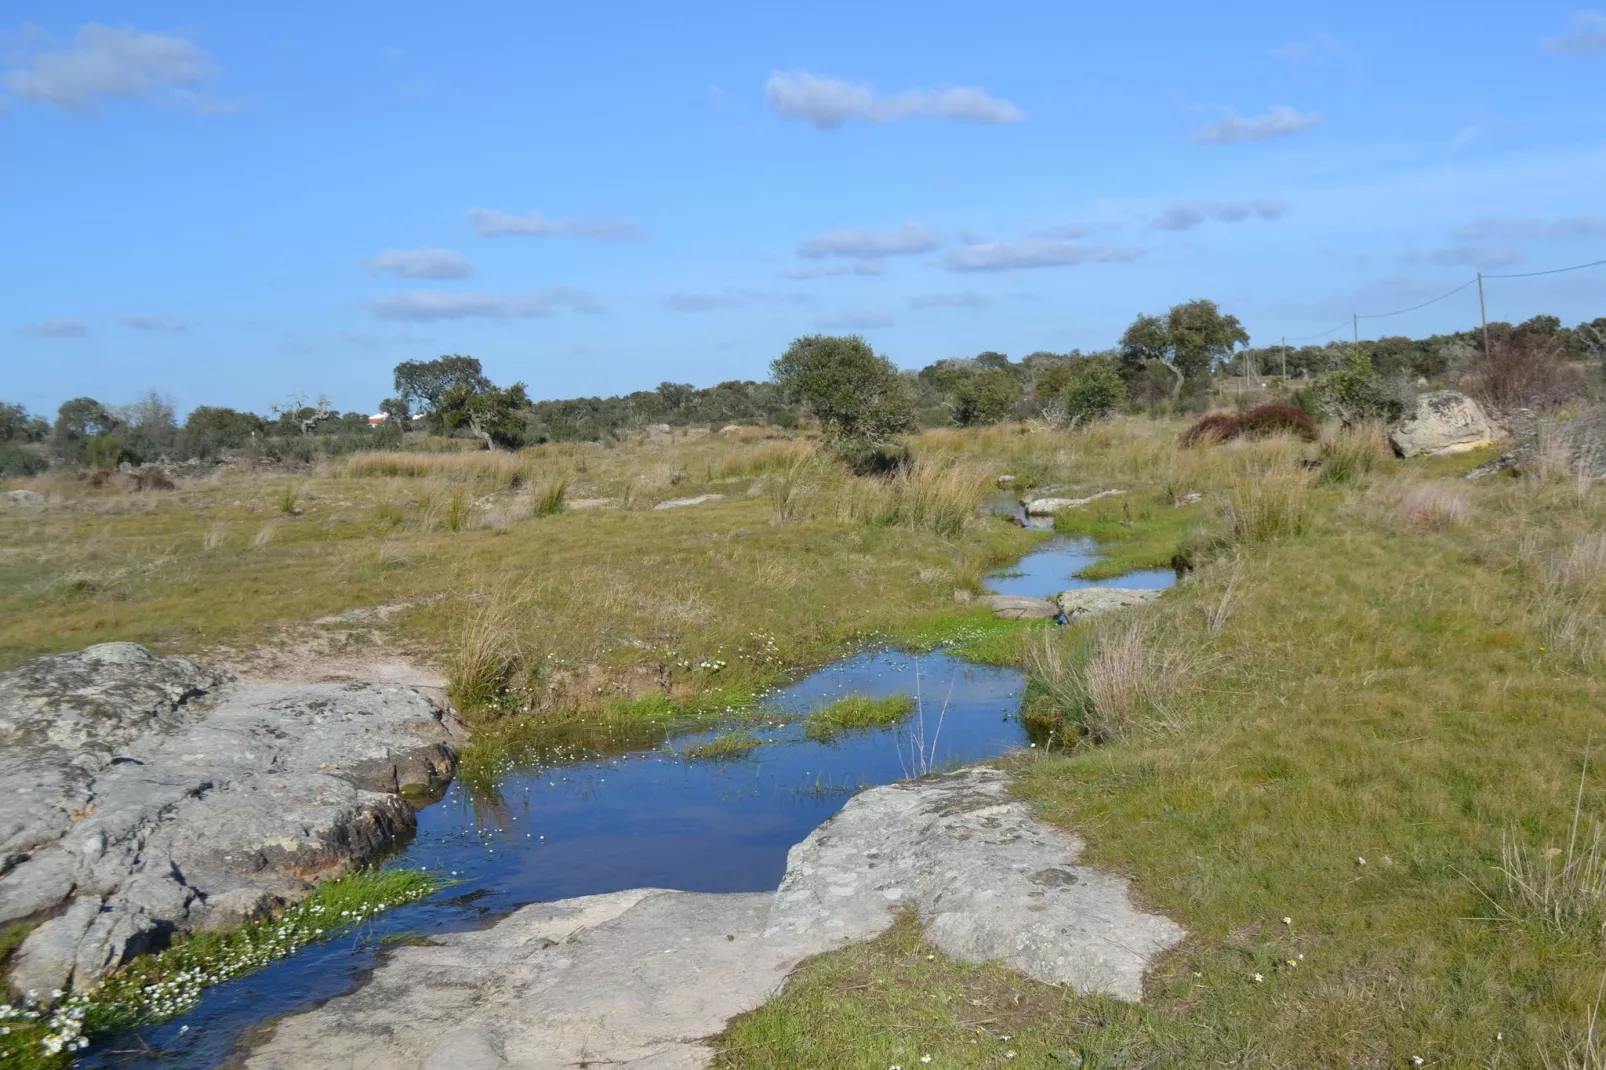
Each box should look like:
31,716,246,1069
365,247,474,279
1190,106,1322,144
910,291,993,309
21,317,88,337
797,223,940,259
1403,245,1528,270
118,314,186,331
1032,223,1099,240
1152,199,1288,231
3,23,219,113
1543,11,1606,54
467,208,643,241
765,70,1024,129
943,239,1142,272
664,290,811,312
370,287,602,321
820,307,894,329
780,260,886,280
1454,215,1606,240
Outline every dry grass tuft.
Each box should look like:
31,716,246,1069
1028,616,1208,743
532,475,569,518
1222,468,1313,544
1396,483,1471,531
445,582,532,715
1319,421,1397,485
1498,758,1606,935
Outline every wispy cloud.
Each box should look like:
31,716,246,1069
370,287,603,321
1403,245,1528,270
663,290,811,312
1454,215,1606,240
1543,11,1606,54
21,317,88,337
1152,199,1288,231
467,209,643,241
1190,106,1321,144
765,71,1024,129
798,223,941,259
365,247,474,279
1271,33,1352,66
820,307,894,329
118,314,186,331
780,260,886,279
943,239,1142,273
1032,223,1100,240
3,23,221,113
910,291,993,309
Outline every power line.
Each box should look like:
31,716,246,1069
1483,256,1606,280
1356,278,1477,321
1284,319,1349,342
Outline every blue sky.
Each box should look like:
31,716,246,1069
3,2,1604,416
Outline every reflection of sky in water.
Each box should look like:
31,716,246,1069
85,651,1024,1069
986,535,1176,600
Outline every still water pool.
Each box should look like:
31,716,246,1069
83,536,1173,1068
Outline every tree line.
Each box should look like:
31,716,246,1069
4,298,1601,476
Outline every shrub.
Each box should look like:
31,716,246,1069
1181,411,1241,447
1060,360,1128,424
1183,405,1316,447
0,442,48,478
1233,403,1317,442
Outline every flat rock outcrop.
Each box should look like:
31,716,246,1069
1058,587,1164,620
654,494,726,510
1389,391,1503,457
1023,489,1124,516
244,767,1183,1070
978,594,1061,620
0,643,459,998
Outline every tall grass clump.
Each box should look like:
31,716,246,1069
1221,469,1313,544
1497,758,1606,936
1536,531,1606,669
829,457,992,538
1027,617,1208,744
767,453,821,523
443,487,470,532
715,439,815,480
532,475,569,518
1319,421,1396,484
445,583,531,716
276,480,301,515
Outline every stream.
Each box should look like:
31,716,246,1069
81,533,1174,1068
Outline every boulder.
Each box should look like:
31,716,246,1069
1057,587,1164,620
1023,489,1124,516
653,493,726,510
2,489,45,507
0,644,459,998
977,594,1060,620
1389,391,1503,458
242,768,1183,1070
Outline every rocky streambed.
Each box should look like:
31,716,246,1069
5,537,1180,1068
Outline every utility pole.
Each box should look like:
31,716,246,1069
1281,336,1287,380
1353,313,1359,345
1477,271,1490,362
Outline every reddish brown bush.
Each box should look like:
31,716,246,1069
1468,334,1574,412
1181,411,1242,446
1233,403,1318,442
1182,404,1316,447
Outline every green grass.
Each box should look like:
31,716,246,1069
723,459,1606,1066
682,729,764,761
0,868,436,1067
1051,489,1199,578
804,693,917,742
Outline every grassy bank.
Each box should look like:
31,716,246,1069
720,430,1606,1067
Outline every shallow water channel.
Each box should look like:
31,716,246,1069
83,535,1174,1068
